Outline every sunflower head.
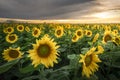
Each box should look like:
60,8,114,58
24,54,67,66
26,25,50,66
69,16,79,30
2,47,22,61
83,29,87,35
96,45,104,54
6,34,18,43
92,33,99,43
25,26,30,32
6,27,14,34
85,30,92,37
55,26,64,38
112,29,118,36
104,26,111,31
17,25,24,32
28,35,60,68
32,27,41,38
113,30,118,34
72,34,79,42
75,29,83,38
3,28,8,33
79,47,101,78
112,36,120,46
102,31,113,44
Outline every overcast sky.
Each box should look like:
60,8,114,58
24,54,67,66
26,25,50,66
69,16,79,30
0,0,120,20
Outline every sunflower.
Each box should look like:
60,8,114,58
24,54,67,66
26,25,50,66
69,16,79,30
3,28,8,33
86,30,92,37
102,31,113,44
84,30,87,35
92,33,99,43
28,35,60,68
6,27,14,34
6,34,18,43
79,47,101,78
25,26,30,32
96,45,104,54
104,26,111,31
17,25,24,32
112,36,120,46
72,34,79,42
32,27,41,38
55,26,64,38
112,29,118,36
75,29,83,38
2,47,22,61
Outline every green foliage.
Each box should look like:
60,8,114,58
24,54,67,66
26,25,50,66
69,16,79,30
0,23,120,80
0,59,19,74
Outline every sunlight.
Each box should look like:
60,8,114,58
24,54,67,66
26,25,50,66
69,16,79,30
94,12,113,19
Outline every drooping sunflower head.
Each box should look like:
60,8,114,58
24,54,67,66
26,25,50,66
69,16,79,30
32,27,41,38
6,34,18,43
28,35,60,68
2,47,22,61
75,29,83,38
17,25,24,32
79,47,101,78
55,26,64,38
85,30,92,37
6,27,14,34
102,31,113,44
92,33,99,43
72,34,79,42
25,26,30,32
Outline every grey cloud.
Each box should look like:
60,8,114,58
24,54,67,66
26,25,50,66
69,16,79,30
96,0,120,11
1,0,119,19
53,0,95,7
0,0,96,19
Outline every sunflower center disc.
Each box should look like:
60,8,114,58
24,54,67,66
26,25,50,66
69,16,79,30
34,30,38,35
19,26,23,30
9,35,15,41
38,45,50,57
85,55,92,67
77,31,82,36
9,50,19,58
104,35,112,42
57,30,61,35
8,28,12,32
73,35,77,40
87,32,91,35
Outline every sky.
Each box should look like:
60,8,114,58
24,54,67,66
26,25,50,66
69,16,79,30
0,0,120,22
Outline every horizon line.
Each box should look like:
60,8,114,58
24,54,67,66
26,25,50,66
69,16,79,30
0,18,120,24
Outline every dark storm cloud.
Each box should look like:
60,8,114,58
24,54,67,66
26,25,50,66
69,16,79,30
53,0,94,6
0,0,97,19
0,0,119,19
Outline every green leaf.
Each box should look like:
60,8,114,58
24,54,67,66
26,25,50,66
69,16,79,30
22,75,40,80
49,71,69,80
67,54,76,60
108,74,119,80
19,64,36,74
81,48,89,54
0,59,19,74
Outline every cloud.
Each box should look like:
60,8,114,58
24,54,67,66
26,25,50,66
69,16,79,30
0,0,119,19
0,0,97,19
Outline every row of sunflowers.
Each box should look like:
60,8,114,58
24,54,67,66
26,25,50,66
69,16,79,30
0,23,120,80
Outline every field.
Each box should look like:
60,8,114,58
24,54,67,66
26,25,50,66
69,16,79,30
0,23,120,80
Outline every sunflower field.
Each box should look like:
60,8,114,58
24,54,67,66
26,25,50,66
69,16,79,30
0,23,120,80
